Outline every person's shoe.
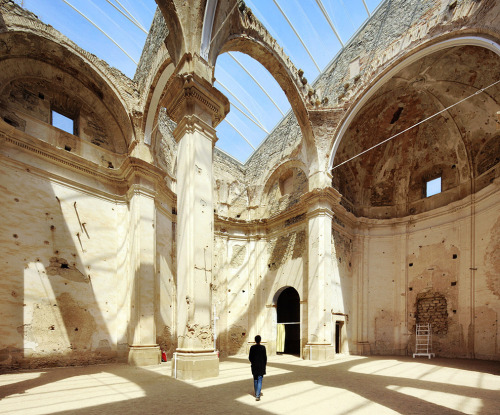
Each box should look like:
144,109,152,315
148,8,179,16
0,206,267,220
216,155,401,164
256,397,260,401
260,392,263,396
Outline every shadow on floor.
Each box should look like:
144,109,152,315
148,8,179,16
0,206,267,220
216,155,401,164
0,355,499,415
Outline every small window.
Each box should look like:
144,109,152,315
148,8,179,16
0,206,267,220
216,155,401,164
426,177,441,197
51,110,74,135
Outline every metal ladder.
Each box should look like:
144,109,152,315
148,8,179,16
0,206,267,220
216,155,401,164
413,323,435,359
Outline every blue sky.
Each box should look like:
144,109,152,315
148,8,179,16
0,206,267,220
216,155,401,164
16,0,382,163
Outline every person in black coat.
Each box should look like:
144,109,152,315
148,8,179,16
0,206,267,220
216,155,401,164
249,335,267,400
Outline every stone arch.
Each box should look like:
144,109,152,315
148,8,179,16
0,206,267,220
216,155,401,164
262,160,309,196
154,0,185,65
143,61,175,146
0,30,134,152
261,160,308,218
210,5,319,177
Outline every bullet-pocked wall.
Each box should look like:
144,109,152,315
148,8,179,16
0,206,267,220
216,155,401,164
329,37,500,358
0,7,174,368
212,0,500,360
1,0,499,370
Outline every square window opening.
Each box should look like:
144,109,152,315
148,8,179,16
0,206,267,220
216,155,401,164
426,176,441,197
51,110,75,135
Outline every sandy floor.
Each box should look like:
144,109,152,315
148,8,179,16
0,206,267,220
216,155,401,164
0,355,499,415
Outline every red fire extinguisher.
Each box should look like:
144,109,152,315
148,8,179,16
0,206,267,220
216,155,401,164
161,350,167,362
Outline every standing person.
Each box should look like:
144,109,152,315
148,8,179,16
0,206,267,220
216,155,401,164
249,335,267,401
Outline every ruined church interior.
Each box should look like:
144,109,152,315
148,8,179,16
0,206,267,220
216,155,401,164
0,0,499,412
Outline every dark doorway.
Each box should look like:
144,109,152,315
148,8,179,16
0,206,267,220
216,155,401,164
277,287,300,355
335,321,343,353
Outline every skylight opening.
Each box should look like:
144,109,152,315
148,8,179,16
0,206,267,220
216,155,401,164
18,0,383,162
214,51,291,163
51,110,75,135
426,177,442,197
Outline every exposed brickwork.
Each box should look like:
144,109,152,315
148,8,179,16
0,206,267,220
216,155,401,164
416,292,448,335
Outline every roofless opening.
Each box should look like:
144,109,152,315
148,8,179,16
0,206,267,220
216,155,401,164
214,51,291,163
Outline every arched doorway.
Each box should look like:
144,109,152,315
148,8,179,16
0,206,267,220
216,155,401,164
276,287,300,355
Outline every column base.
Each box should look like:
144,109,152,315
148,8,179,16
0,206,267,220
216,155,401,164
172,350,219,380
128,345,161,366
303,344,336,360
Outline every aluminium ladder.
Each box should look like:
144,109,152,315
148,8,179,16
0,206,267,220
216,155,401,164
413,323,435,359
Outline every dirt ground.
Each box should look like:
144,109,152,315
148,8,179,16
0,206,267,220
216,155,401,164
0,354,499,415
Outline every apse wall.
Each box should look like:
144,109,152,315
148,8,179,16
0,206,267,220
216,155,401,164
352,182,499,359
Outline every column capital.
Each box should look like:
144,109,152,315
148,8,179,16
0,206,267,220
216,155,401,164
163,72,229,128
172,114,218,146
302,187,342,217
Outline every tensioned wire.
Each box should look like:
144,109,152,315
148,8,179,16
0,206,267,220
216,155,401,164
61,0,138,64
57,1,499,168
331,78,500,171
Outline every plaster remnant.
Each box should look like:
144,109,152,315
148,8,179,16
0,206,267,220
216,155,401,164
227,325,248,355
230,244,246,268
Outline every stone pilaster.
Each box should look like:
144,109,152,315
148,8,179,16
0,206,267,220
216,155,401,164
127,177,160,365
165,72,229,380
304,189,340,359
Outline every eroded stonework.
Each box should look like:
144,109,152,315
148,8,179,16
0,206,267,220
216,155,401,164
0,0,499,372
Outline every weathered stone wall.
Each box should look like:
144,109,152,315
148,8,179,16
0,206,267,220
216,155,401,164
263,224,307,355
0,160,123,368
212,216,308,357
155,109,177,177
134,8,168,88
213,149,248,219
264,167,308,218
473,187,500,360
358,183,500,359
155,202,176,357
1,75,125,154
212,235,252,356
267,230,306,272
244,114,304,192
315,0,430,106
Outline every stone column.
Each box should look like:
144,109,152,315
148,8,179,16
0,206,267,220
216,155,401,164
165,73,229,380
127,171,160,365
304,189,339,360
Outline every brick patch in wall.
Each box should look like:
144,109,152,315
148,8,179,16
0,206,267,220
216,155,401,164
416,292,448,334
